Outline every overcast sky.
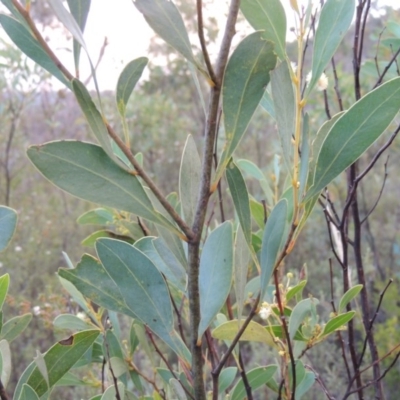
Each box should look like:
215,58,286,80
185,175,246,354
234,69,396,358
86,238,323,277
80,0,400,90
1,1,399,90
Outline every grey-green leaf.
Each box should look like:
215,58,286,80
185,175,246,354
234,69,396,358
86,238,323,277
179,135,201,227
59,240,189,360
308,112,345,181
288,298,319,340
271,60,295,174
133,0,196,64
295,371,315,399
338,284,363,313
219,367,237,394
307,0,355,95
0,15,71,88
0,0,30,28
153,237,187,291
17,384,40,400
198,222,234,338
260,199,288,298
116,57,148,118
0,274,9,311
231,365,278,400
240,0,287,60
49,0,88,52
169,378,187,400
298,113,310,200
66,0,91,71
0,313,32,343
226,160,252,247
306,77,400,200
234,226,251,321
53,314,94,331
25,330,99,397
27,141,174,230
72,79,121,165
260,88,275,119
0,207,17,252
321,311,356,337
216,32,277,182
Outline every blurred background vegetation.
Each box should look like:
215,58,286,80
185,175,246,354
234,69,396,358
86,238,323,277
0,0,400,398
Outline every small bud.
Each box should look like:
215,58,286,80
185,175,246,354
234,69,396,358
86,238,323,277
259,304,272,320
306,72,329,91
287,272,294,279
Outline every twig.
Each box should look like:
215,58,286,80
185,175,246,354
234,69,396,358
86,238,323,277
11,0,74,81
169,286,187,346
357,279,393,368
126,359,165,399
274,270,296,400
343,345,400,399
212,295,260,378
304,364,334,400
196,0,217,85
356,124,400,184
374,45,400,87
213,109,225,222
0,380,10,400
104,331,122,400
329,259,336,313
374,27,386,77
238,353,253,400
146,327,195,400
331,57,344,111
83,36,109,85
105,122,195,241
360,157,388,225
323,88,331,119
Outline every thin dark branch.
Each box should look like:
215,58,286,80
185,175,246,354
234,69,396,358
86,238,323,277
277,377,285,400
146,328,195,400
170,288,187,346
356,124,400,183
374,46,400,88
105,123,194,241
329,259,336,313
213,109,225,222
390,44,400,76
83,36,109,85
360,157,388,225
331,56,344,111
357,279,393,368
11,0,74,81
238,353,253,400
101,357,106,392
212,295,260,378
357,0,371,66
274,270,296,400
304,364,334,400
104,331,122,400
0,380,10,400
344,346,400,399
374,27,386,77
323,88,331,119
196,0,217,85
205,329,218,370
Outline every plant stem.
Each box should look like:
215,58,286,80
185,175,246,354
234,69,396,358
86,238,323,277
188,2,241,398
